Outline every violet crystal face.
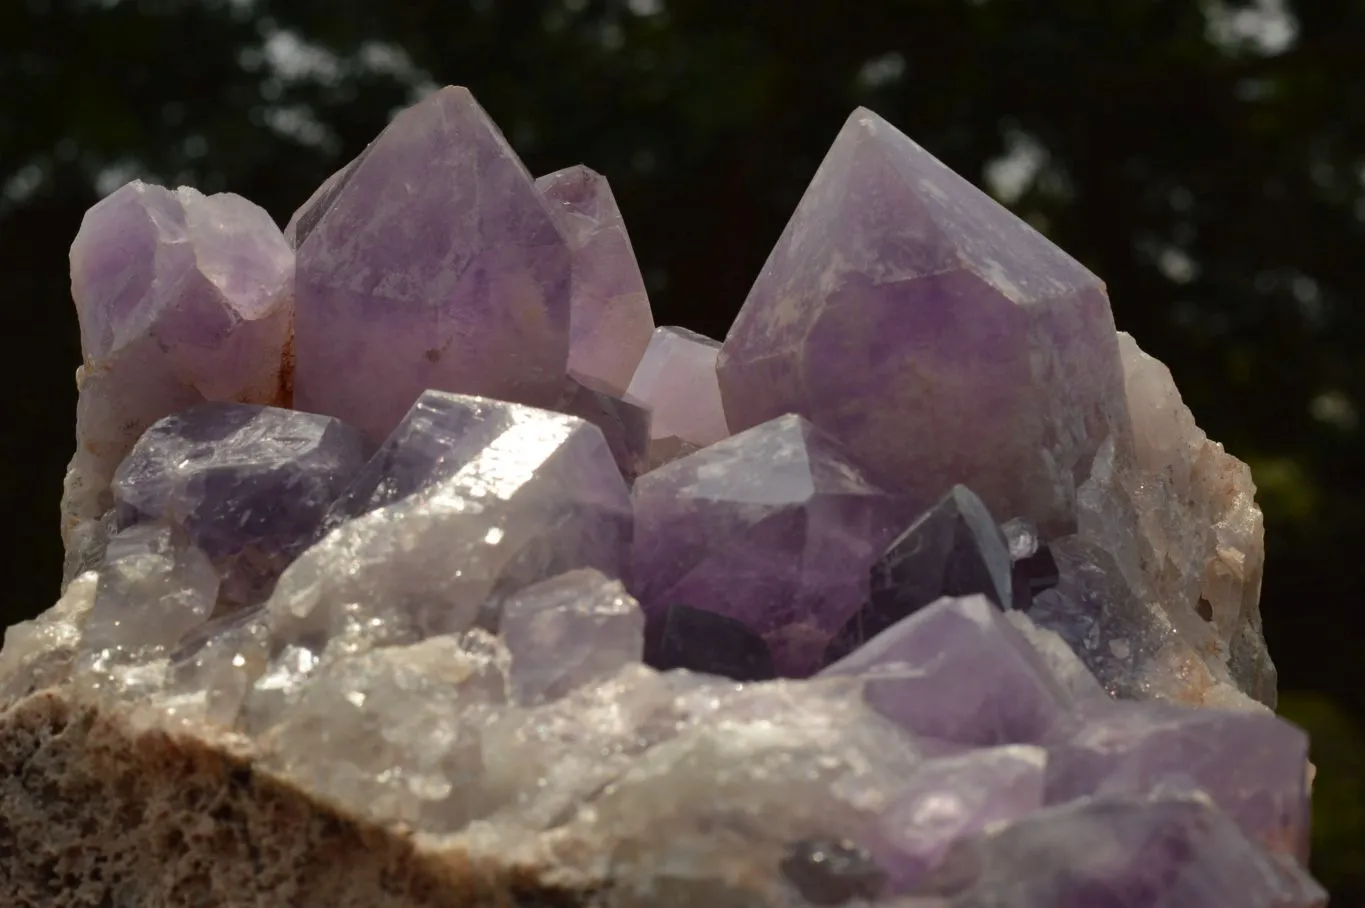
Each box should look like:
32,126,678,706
3,86,1325,908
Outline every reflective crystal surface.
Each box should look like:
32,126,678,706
625,326,730,467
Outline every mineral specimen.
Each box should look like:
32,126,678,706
112,402,369,608
631,413,910,677
292,86,573,441
63,181,293,578
6,87,1320,908
825,485,1014,665
624,325,730,467
536,165,656,395
716,108,1130,536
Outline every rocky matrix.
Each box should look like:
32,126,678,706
1,86,1323,907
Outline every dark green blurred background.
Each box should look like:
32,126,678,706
2,0,1362,900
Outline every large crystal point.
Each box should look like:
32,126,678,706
554,373,651,482
821,595,1079,746
631,414,909,677
825,484,1013,665
716,107,1129,533
499,568,645,705
63,182,292,563
1046,701,1311,859
1029,535,1259,708
624,326,730,467
112,402,369,608
1079,332,1274,706
911,793,1327,907
292,86,573,440
536,165,655,394
263,394,633,665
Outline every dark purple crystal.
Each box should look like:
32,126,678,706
645,603,776,682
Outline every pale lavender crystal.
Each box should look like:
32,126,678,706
555,374,651,482
910,794,1326,908
631,414,909,677
536,165,655,395
64,182,292,558
625,326,730,466
716,108,1130,533
262,393,633,665
112,403,369,607
872,746,1046,893
821,595,1079,745
1046,701,1312,860
292,86,573,441
499,568,644,705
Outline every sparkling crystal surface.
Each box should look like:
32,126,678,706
822,595,1079,746
716,108,1129,533
631,413,909,677
826,485,1013,665
292,86,572,441
624,326,729,467
112,402,369,607
536,165,655,394
499,568,645,705
63,181,292,567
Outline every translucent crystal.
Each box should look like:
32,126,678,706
63,182,292,567
624,326,730,467
717,108,1130,534
499,568,645,705
536,165,655,395
554,373,651,482
292,86,573,441
631,413,910,677
112,402,369,607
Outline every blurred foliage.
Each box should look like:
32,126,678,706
2,0,1363,899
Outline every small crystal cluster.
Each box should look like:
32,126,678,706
2,87,1322,906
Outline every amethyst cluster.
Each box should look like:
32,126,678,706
1,86,1320,906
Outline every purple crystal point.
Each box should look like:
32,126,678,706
536,165,655,395
64,182,292,553
631,413,909,677
499,568,645,705
822,595,1077,746
1001,516,1060,610
555,373,651,482
646,603,777,682
716,107,1129,533
264,393,633,661
624,326,729,467
1046,701,1312,860
111,402,369,608
292,86,573,441
825,485,1013,665
912,794,1326,908
873,746,1045,892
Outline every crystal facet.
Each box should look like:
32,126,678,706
631,413,909,677
292,86,573,440
717,108,1129,533
536,165,655,395
624,326,730,467
554,373,652,482
112,402,369,607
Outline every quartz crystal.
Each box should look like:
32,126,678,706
536,165,655,394
499,568,645,705
822,595,1080,746
111,402,369,607
631,413,909,677
262,393,633,669
5,88,1318,908
292,86,573,440
825,485,1014,665
716,107,1130,534
63,182,292,575
554,373,651,482
624,325,730,467
1078,332,1274,706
